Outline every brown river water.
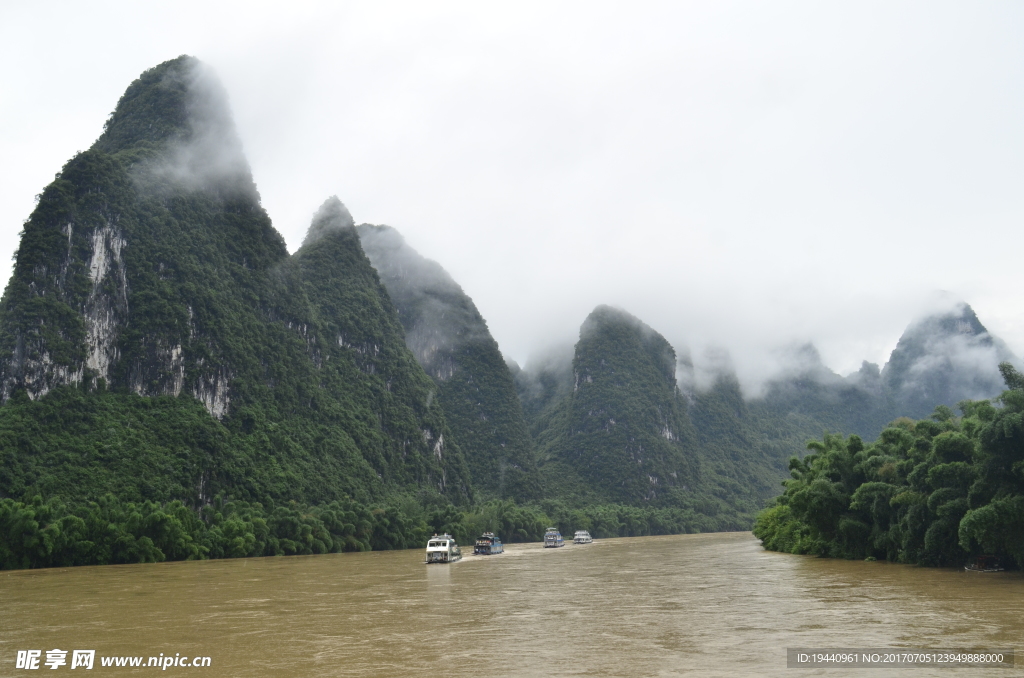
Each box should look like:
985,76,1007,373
1,532,1021,677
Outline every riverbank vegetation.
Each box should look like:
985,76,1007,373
754,363,1024,569
0,492,728,570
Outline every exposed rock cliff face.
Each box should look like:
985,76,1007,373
83,222,128,380
0,57,471,506
357,224,539,500
0,57,258,416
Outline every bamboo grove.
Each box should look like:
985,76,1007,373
754,363,1024,568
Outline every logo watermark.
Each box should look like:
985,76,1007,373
15,650,211,670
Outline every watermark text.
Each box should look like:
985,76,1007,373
787,648,1014,668
16,650,211,670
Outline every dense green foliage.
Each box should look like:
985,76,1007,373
0,493,430,569
0,489,734,570
357,224,539,501
93,55,201,155
0,387,230,504
753,363,1024,569
522,307,699,505
687,375,796,519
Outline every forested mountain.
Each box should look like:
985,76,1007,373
356,224,538,501
538,305,700,505
516,306,786,529
748,306,1024,569
0,56,470,508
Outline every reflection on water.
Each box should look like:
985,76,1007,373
1,532,1021,677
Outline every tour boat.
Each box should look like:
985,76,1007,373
573,530,593,544
425,534,462,563
543,528,565,548
474,532,504,555
964,555,1004,572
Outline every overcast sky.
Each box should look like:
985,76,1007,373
2,1,1023,392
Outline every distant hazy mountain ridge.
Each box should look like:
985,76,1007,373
745,301,1017,442
512,300,1017,526
357,224,539,501
882,302,1015,420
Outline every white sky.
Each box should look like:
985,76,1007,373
2,1,1023,391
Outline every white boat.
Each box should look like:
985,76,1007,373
425,534,462,563
543,528,565,548
573,530,593,544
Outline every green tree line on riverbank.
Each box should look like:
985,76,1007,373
0,492,726,570
754,363,1024,569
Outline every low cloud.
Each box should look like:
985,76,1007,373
303,196,355,247
357,223,491,379
884,299,1018,410
134,59,255,197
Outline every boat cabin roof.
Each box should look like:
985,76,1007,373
427,534,455,548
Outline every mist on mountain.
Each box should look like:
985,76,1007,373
95,56,255,197
356,222,539,501
302,196,355,247
517,297,1017,474
882,301,1017,419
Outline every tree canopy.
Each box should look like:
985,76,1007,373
754,363,1024,568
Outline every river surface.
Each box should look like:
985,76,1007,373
1,532,1021,677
